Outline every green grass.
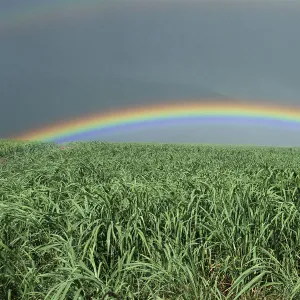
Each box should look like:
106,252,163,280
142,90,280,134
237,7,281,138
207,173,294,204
1,140,300,299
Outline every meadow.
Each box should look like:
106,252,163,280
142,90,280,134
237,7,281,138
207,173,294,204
1,139,300,299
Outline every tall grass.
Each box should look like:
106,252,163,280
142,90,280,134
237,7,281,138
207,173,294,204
1,141,300,299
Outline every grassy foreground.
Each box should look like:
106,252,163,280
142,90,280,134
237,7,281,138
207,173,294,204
1,140,300,299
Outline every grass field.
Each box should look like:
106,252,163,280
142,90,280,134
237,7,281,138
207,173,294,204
1,140,300,299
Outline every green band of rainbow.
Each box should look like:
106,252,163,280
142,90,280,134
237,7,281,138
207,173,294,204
13,100,300,142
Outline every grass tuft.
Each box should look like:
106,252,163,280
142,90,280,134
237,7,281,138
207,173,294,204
1,141,300,299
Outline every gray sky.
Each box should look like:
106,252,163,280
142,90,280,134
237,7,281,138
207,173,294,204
1,0,300,146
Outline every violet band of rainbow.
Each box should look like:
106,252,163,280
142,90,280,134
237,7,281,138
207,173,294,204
12,100,300,143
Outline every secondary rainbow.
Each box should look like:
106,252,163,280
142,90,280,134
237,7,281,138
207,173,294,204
0,0,146,33
13,100,300,143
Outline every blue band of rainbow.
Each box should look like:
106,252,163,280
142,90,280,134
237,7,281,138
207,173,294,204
13,100,300,142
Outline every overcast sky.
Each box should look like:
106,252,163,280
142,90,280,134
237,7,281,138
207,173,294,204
1,0,300,146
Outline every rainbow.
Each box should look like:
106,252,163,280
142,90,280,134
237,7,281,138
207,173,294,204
0,0,152,34
13,100,300,143
0,0,282,33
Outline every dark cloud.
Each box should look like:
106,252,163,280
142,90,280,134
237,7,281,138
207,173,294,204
1,0,300,145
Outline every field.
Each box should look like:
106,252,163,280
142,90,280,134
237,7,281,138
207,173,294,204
1,140,300,299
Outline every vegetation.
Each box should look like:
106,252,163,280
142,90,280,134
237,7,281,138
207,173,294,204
1,140,300,299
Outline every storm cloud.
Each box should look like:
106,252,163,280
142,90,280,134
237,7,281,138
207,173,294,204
1,0,300,146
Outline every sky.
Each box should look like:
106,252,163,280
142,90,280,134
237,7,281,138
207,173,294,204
1,0,300,146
